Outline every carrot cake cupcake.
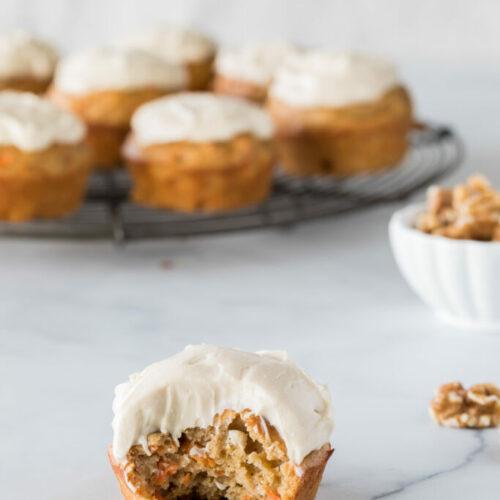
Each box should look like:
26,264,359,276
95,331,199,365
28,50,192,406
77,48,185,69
0,91,90,221
49,47,186,169
118,26,216,90
268,52,413,176
109,345,334,499
124,92,275,212
0,31,57,94
214,42,299,104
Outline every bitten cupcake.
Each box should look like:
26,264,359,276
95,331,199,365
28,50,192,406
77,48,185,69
0,31,58,94
49,47,186,169
118,26,216,90
0,91,90,221
268,52,413,176
109,345,334,500
214,42,299,104
124,92,275,212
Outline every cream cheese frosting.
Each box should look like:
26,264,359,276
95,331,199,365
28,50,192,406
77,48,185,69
270,51,400,108
53,47,187,95
112,345,333,465
0,31,58,80
118,26,215,64
0,91,85,151
216,42,300,86
131,92,274,146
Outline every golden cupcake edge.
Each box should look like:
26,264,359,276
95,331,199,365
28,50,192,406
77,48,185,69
48,86,173,169
268,85,413,176
108,409,332,500
186,54,215,91
125,134,275,213
0,76,52,94
0,143,91,221
213,73,267,104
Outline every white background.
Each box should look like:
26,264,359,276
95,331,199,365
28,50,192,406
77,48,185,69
1,2,500,500
0,0,498,67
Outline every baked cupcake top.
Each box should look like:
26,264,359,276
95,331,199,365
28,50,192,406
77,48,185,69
118,26,216,64
216,42,300,86
131,92,274,146
112,345,333,465
53,47,187,95
270,51,400,108
0,91,85,151
0,31,58,81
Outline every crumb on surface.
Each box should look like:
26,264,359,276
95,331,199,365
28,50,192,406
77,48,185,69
160,259,174,270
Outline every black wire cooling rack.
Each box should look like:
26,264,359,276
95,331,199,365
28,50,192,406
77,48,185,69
0,124,463,242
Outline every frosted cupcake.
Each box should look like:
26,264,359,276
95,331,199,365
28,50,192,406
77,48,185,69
109,345,334,500
0,31,58,94
49,47,186,169
124,92,275,212
0,91,90,221
118,26,216,90
214,42,299,104
268,52,413,176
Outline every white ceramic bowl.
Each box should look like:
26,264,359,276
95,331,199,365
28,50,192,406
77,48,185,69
389,203,500,331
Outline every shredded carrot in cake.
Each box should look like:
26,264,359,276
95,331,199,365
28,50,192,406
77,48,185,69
123,409,301,499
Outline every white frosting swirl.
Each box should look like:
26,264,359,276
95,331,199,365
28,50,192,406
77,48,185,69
270,51,400,108
131,92,274,146
0,91,85,151
54,47,187,95
112,345,333,465
216,42,300,86
0,31,57,80
118,26,215,64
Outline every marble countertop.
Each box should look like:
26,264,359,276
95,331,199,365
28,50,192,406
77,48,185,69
2,69,500,500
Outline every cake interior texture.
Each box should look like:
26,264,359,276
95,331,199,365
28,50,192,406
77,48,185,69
120,409,326,499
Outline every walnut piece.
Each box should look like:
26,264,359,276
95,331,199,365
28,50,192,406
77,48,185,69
430,382,500,429
417,175,500,241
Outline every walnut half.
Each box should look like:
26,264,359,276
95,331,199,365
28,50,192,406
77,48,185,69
416,175,500,241
429,382,500,429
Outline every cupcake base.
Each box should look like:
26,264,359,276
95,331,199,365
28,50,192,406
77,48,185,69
269,86,413,176
49,87,169,126
49,87,172,169
126,135,274,213
108,407,332,500
0,76,52,94
187,56,215,90
86,123,129,169
275,123,409,176
213,74,267,104
109,446,332,500
0,144,90,221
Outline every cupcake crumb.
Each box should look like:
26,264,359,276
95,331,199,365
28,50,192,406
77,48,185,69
160,258,174,270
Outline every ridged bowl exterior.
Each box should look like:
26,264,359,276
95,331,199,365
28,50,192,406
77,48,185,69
389,204,500,331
